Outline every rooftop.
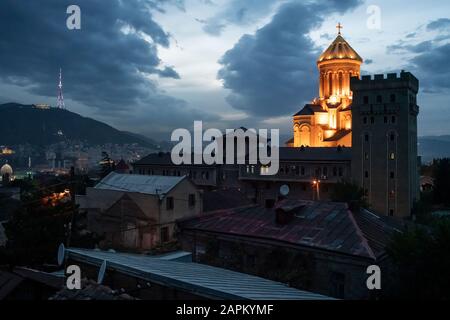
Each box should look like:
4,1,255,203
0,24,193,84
294,104,327,116
179,200,402,259
278,147,351,161
318,34,363,64
203,188,253,212
95,172,186,196
66,247,334,300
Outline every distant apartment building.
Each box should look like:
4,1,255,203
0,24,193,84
76,172,202,251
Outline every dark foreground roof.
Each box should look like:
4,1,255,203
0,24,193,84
179,200,402,259
51,280,135,300
66,248,333,300
279,147,351,161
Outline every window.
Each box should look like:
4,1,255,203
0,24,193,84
391,116,396,124
166,197,174,210
390,190,396,199
384,116,388,124
365,152,369,160
390,94,396,103
338,167,343,177
390,133,396,142
365,134,369,142
377,95,382,103
390,153,396,160
323,167,328,176
363,96,369,104
390,171,395,179
365,171,369,179
160,227,169,243
370,117,375,124
333,167,337,176
301,166,305,176
188,194,196,208
363,117,368,125
389,210,394,217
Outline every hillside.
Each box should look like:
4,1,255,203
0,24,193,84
0,103,158,148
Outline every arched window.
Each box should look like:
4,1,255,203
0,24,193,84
294,124,301,147
300,125,311,147
328,73,333,96
338,72,343,94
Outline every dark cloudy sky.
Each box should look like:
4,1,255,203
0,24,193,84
0,0,449,140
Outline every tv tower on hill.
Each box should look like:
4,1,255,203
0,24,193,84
57,68,65,109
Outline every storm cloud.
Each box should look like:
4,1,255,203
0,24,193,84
217,0,363,118
0,0,214,137
387,18,450,93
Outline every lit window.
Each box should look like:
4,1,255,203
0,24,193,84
390,153,395,160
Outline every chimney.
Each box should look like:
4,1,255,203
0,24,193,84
275,204,305,225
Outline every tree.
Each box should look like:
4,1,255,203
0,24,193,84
330,181,368,211
0,181,99,267
433,158,450,206
385,220,450,300
100,151,115,178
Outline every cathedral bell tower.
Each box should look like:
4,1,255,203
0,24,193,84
291,24,363,148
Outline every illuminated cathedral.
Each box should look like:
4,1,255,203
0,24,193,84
287,24,362,148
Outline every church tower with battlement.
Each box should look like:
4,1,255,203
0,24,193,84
350,72,420,218
289,24,362,148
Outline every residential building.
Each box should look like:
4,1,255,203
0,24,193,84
76,172,202,251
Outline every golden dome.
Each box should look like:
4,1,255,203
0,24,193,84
1,163,13,176
318,34,363,64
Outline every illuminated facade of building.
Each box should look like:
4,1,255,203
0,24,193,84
288,25,362,148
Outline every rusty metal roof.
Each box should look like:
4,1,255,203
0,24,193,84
180,200,401,259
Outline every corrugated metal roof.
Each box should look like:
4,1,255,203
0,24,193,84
180,200,377,259
95,172,186,196
66,248,334,300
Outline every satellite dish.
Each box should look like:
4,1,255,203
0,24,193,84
280,184,290,197
97,260,107,284
57,243,65,266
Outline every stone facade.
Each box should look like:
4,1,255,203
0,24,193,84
351,72,420,218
